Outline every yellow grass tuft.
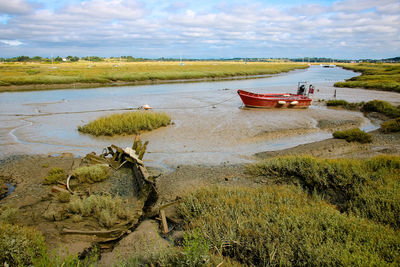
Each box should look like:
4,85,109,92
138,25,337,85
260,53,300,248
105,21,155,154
78,111,171,136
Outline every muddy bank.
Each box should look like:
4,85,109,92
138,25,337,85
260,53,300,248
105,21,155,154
1,129,399,264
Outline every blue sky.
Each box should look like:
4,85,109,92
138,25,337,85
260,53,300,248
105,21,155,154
0,0,399,59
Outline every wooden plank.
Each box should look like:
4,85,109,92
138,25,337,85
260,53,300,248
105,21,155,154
160,209,169,234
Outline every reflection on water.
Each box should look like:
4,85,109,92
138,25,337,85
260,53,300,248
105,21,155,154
0,66,399,169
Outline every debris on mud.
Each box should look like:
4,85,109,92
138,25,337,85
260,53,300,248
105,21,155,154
0,136,158,257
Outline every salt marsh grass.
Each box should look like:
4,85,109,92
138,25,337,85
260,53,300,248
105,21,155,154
78,111,171,136
333,128,372,143
335,63,400,93
178,185,400,266
248,155,400,228
0,61,308,91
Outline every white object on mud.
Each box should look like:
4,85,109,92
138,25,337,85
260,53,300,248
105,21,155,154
141,104,152,110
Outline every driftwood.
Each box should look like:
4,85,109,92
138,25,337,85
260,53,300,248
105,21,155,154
62,228,123,236
51,185,70,194
160,209,169,234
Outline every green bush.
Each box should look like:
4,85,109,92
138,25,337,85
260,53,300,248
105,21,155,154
0,223,47,266
0,205,19,224
333,128,372,143
68,194,127,228
43,167,65,185
248,155,400,228
381,117,400,133
361,100,400,118
78,111,171,136
72,164,110,183
178,185,400,266
326,99,362,110
326,99,349,106
57,192,71,203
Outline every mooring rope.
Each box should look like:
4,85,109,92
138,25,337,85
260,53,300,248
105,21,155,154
0,94,238,117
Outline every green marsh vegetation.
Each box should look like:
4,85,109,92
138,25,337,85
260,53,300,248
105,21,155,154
326,99,362,110
176,185,400,266
160,155,400,266
0,61,308,91
72,164,110,183
43,167,66,185
68,194,130,228
327,99,400,133
334,63,400,93
381,117,400,133
0,223,47,266
248,155,400,228
361,99,400,118
78,111,171,136
332,128,372,143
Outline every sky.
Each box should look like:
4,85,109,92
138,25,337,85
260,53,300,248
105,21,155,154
0,0,399,59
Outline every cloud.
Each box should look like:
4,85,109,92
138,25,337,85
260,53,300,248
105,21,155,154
0,0,399,58
0,0,35,15
0,39,23,46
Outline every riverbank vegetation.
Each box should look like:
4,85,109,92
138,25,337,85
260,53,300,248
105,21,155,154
129,155,400,266
381,118,400,133
175,184,400,266
248,155,400,228
78,111,171,136
0,61,308,92
334,63,400,93
333,128,372,143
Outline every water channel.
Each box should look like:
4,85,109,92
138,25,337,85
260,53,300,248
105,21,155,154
1,65,400,170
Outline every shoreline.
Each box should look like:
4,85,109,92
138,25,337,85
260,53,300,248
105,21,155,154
0,62,308,93
0,72,294,93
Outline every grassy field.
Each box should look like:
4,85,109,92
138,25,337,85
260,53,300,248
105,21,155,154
78,111,171,136
0,61,308,92
334,63,400,93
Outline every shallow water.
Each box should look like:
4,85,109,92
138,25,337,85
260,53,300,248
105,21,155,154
1,65,399,169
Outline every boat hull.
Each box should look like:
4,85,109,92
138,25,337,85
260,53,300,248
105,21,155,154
237,90,312,108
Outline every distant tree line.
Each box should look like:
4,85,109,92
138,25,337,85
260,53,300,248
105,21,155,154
0,55,398,63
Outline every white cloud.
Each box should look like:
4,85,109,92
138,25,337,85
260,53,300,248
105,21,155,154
0,0,35,15
0,0,399,58
0,39,22,46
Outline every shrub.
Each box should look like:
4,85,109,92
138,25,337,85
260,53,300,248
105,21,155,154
77,111,171,136
57,192,71,203
43,167,65,185
326,100,361,110
248,155,400,228
326,99,349,106
178,185,400,266
333,128,372,143
68,194,126,228
0,205,19,224
0,223,47,266
72,164,110,183
381,117,400,133
361,100,400,118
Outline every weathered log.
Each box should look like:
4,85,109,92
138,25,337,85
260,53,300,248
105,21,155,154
62,228,123,237
52,186,70,194
160,209,169,234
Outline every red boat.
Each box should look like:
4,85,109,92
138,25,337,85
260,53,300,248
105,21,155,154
237,82,314,108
